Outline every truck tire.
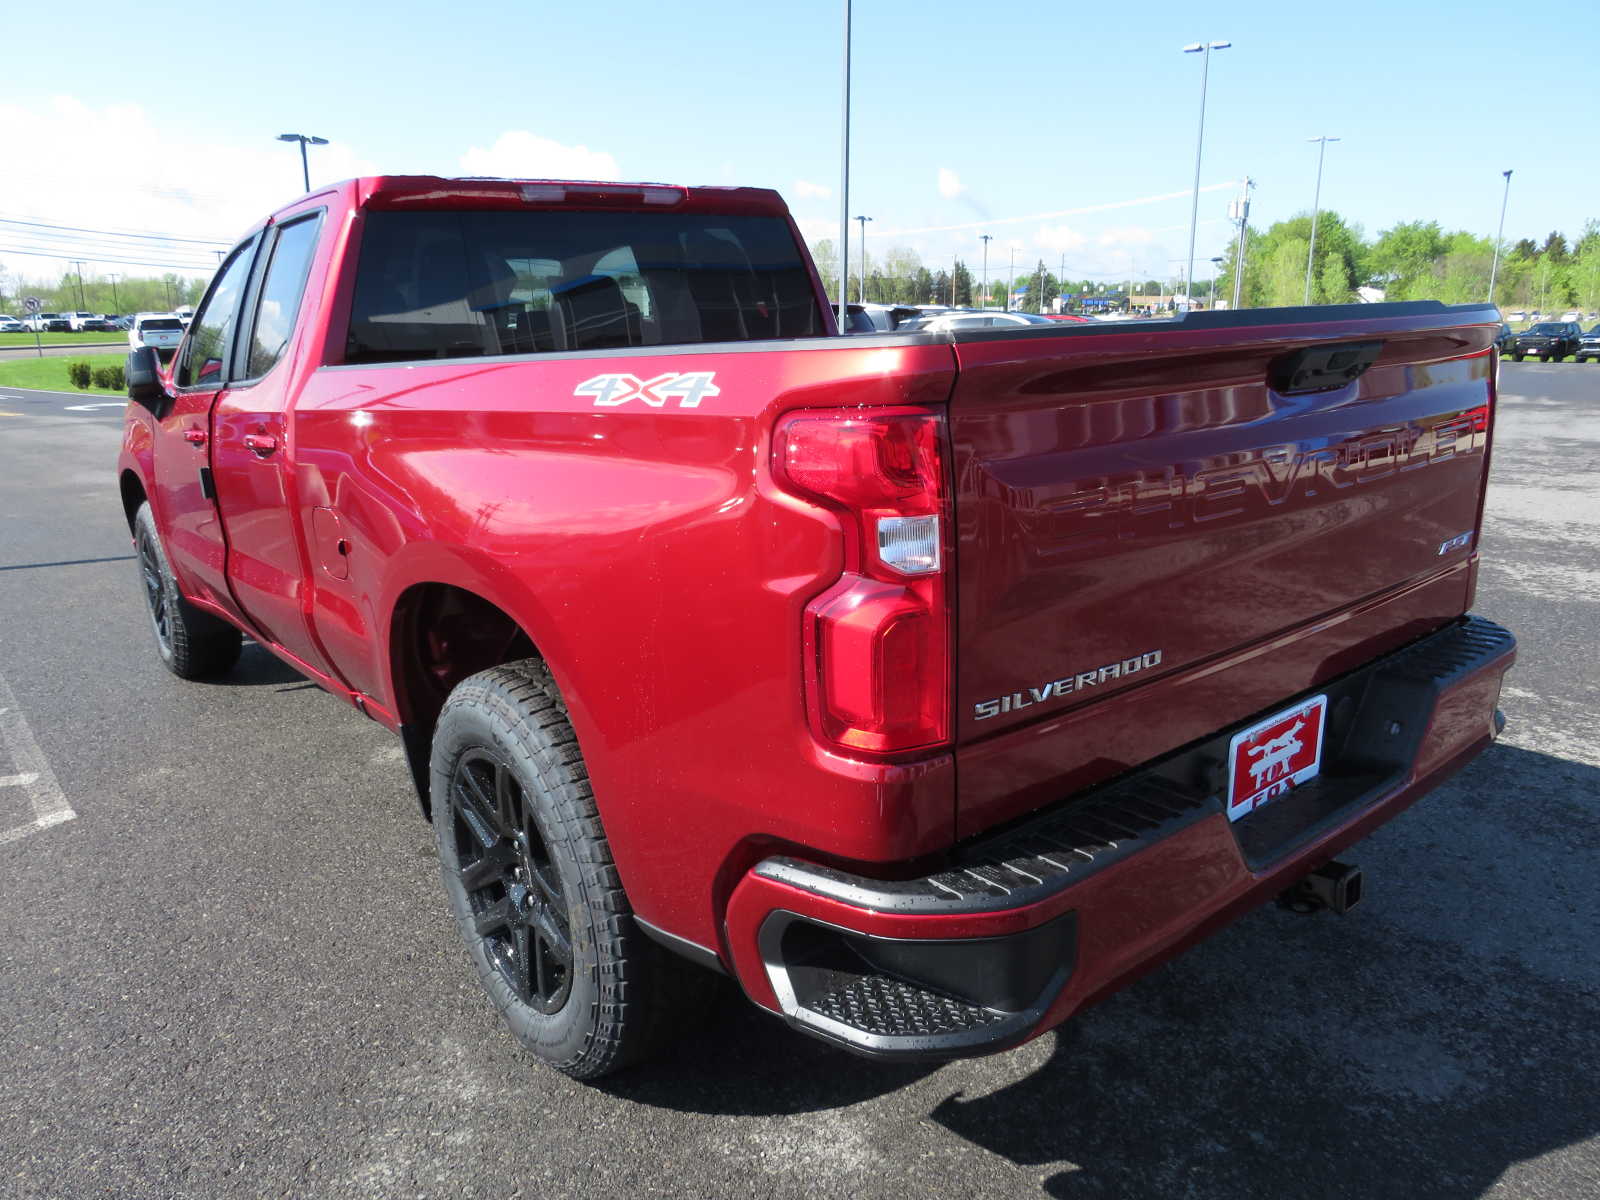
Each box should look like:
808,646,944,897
1512,353,1524,361
430,659,713,1079
133,502,242,679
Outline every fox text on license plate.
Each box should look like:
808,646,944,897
1225,695,1328,821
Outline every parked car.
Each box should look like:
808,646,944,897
1575,324,1600,363
1495,322,1514,355
118,175,1515,1080
25,312,71,333
1505,321,1582,361
0,315,24,333
841,302,926,333
128,313,186,354
64,311,106,332
913,310,1058,333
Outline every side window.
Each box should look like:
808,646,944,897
176,240,257,388
244,215,323,379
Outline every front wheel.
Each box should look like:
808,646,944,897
133,502,242,679
431,659,713,1079
1512,353,1525,361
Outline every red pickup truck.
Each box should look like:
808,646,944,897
118,176,1515,1079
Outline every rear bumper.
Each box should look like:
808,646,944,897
724,616,1516,1059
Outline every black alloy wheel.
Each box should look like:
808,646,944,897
447,749,573,1014
137,525,171,655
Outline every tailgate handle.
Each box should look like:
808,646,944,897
1269,340,1381,395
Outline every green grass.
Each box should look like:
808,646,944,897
0,354,128,395
0,331,129,347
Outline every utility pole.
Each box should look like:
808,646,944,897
1487,169,1513,305
70,261,87,309
1182,39,1231,304
854,215,872,304
1230,176,1253,309
1035,260,1044,314
1059,253,1066,313
1007,246,1016,312
108,273,121,314
837,0,852,329
951,252,958,305
1303,135,1340,305
1209,257,1224,308
980,234,992,308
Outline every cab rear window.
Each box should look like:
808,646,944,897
346,209,824,364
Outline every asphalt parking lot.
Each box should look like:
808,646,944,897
1,364,1596,1200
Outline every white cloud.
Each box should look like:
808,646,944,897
793,179,832,200
458,131,621,181
1035,224,1088,253
937,168,964,199
1098,225,1157,248
0,95,378,279
794,217,837,245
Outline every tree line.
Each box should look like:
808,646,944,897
812,213,1600,313
0,266,207,317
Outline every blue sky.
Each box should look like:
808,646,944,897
2,0,1591,285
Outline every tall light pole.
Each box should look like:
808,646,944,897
1209,256,1224,308
1487,169,1513,305
854,215,872,303
1182,39,1231,304
1303,135,1340,305
277,133,329,194
980,234,992,308
837,0,852,329
1007,245,1016,311
108,273,120,314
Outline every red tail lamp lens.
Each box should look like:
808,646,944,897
775,410,950,754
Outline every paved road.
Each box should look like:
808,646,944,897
1,366,1596,1200
0,341,128,360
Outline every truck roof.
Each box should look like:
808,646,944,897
265,176,793,227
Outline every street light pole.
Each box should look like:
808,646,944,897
1209,256,1224,308
1007,246,1015,312
1487,169,1514,305
837,0,852,329
1182,39,1231,305
277,133,329,194
854,215,872,303
1303,135,1339,305
980,234,992,308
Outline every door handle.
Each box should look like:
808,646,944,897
183,427,207,447
242,432,278,457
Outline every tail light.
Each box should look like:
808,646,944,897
773,408,950,754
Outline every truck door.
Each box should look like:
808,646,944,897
149,237,260,620
209,211,340,679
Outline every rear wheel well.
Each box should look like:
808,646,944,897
390,583,539,819
119,471,148,534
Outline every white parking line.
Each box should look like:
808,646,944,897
0,668,76,846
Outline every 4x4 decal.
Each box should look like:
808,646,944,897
574,371,720,409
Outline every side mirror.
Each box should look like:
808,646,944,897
126,346,167,414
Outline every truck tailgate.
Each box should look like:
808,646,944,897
947,303,1499,827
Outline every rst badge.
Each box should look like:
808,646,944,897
575,371,720,408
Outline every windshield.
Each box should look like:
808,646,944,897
1529,323,1563,334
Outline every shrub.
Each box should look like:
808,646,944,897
67,360,92,389
91,365,126,391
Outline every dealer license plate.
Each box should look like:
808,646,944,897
1225,695,1328,822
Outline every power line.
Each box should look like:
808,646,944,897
0,243,217,271
0,216,233,246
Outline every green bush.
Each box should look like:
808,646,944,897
91,365,125,391
67,360,92,389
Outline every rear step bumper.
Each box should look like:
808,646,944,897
724,615,1516,1060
